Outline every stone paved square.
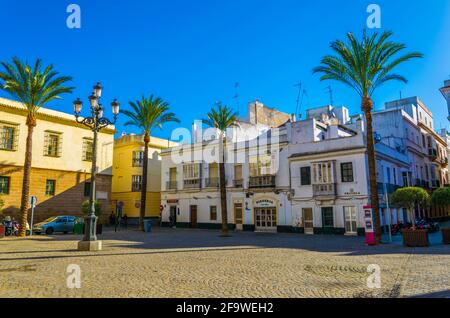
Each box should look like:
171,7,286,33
1,228,449,298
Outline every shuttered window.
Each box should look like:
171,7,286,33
0,122,19,151
82,138,94,161
0,176,10,194
45,179,56,196
44,131,62,157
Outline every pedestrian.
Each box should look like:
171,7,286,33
109,211,116,226
123,214,128,229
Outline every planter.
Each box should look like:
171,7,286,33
96,223,103,235
403,229,429,247
442,228,450,245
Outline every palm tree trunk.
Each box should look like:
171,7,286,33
139,133,150,231
362,96,382,243
219,135,229,236
19,115,36,237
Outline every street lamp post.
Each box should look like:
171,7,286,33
74,82,119,251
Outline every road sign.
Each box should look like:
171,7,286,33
30,196,37,236
30,196,37,207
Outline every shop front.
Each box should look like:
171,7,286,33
253,197,278,232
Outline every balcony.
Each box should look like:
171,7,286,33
428,148,438,159
312,183,336,197
131,182,142,192
233,179,244,188
431,180,441,188
183,179,201,189
377,183,401,194
249,175,276,188
132,158,144,167
204,178,220,188
166,181,177,190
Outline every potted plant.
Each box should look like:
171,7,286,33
391,187,430,247
81,200,103,235
431,187,450,244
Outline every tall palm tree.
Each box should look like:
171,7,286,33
204,103,238,236
313,31,423,242
0,57,73,237
122,95,179,231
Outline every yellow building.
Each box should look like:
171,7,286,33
111,133,177,221
0,97,115,223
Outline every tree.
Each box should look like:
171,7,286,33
391,187,430,229
122,95,179,231
313,31,423,242
431,187,450,207
0,57,73,237
82,200,102,216
204,103,238,236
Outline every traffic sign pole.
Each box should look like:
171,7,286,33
30,196,37,236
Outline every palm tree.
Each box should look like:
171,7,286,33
313,31,423,242
204,103,238,236
0,57,73,237
122,95,179,231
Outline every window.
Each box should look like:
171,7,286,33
183,164,200,179
0,122,18,151
210,206,217,221
321,207,334,228
132,151,145,167
82,138,94,161
84,182,91,197
422,134,426,148
132,175,142,192
393,168,397,185
234,164,243,180
45,180,56,196
300,166,311,185
386,167,391,184
249,155,272,177
44,131,62,157
313,162,334,184
0,176,10,194
340,162,354,182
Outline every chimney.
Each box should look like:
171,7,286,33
440,79,450,121
290,113,297,122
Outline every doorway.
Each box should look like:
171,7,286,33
190,205,198,228
234,203,243,230
255,207,277,232
321,207,334,234
343,206,357,235
169,206,177,227
303,208,314,234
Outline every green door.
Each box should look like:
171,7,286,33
321,207,334,234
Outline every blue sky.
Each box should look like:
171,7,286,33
1,0,449,140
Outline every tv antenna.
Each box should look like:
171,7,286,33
233,82,240,114
294,82,302,117
326,85,334,105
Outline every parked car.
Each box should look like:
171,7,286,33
33,216,77,235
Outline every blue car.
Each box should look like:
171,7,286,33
33,216,76,235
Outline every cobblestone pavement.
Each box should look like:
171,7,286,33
1,228,449,298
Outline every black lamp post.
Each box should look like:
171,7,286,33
74,82,119,251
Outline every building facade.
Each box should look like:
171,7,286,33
160,101,293,232
111,133,177,221
0,97,115,223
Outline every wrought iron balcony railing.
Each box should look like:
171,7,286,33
312,183,336,197
249,175,276,188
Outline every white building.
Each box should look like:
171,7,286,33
160,101,293,232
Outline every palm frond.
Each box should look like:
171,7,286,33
0,57,73,113
313,31,423,99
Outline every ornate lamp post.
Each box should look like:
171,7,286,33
74,82,119,251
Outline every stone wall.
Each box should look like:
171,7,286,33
0,165,112,224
